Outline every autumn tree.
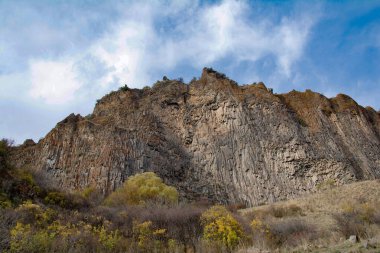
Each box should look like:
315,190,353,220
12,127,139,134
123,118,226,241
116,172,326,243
201,205,244,251
104,172,178,206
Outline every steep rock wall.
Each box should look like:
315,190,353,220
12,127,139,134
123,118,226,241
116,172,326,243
11,68,380,206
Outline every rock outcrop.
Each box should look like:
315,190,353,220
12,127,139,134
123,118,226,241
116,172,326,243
11,68,380,206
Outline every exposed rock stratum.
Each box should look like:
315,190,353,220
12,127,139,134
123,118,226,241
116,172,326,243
11,68,380,206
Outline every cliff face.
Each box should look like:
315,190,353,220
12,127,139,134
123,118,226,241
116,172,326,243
12,68,380,206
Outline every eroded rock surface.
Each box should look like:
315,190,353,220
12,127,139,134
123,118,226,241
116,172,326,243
11,68,380,206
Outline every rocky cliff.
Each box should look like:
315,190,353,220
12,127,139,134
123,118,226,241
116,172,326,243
11,68,380,206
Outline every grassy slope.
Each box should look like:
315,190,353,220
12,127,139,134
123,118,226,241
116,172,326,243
239,180,380,253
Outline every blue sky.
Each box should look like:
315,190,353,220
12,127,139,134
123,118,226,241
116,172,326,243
1,0,380,143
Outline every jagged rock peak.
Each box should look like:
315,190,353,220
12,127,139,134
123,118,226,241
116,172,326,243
10,68,380,207
201,67,229,80
22,139,36,147
58,113,83,125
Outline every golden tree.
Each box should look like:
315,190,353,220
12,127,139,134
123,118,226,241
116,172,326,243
104,172,178,206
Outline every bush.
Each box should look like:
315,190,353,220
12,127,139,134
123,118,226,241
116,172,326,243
333,201,378,239
0,208,19,250
44,190,88,209
0,139,13,172
80,186,103,206
104,172,178,206
118,84,129,92
7,210,129,253
270,204,303,218
94,226,122,251
247,204,303,220
250,217,272,246
0,192,12,208
2,170,42,204
251,217,316,248
268,218,316,247
44,191,67,207
9,222,55,253
201,205,244,251
333,212,367,238
132,220,167,252
128,205,204,250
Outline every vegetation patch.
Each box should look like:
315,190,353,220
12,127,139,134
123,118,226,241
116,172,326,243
104,172,178,206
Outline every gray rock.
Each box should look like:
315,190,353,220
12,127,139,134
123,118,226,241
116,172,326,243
365,238,378,248
10,68,380,206
348,235,358,244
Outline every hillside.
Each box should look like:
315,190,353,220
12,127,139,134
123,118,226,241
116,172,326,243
1,139,380,252
10,68,380,207
240,180,380,252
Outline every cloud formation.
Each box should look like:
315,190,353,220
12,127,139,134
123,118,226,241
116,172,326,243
24,0,318,104
29,59,81,104
2,0,379,143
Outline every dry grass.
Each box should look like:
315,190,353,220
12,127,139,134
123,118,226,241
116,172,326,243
240,180,380,252
242,180,380,215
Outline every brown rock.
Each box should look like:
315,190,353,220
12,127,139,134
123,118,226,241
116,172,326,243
10,68,380,206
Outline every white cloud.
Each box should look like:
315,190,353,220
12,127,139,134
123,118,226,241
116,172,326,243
83,0,319,88
29,59,81,104
24,0,319,103
92,20,157,87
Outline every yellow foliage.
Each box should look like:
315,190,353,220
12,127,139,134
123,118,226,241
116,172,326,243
95,226,121,250
104,172,178,206
10,222,54,253
251,218,272,240
201,205,244,250
0,192,12,208
44,191,67,207
132,220,167,251
13,169,42,195
81,186,96,198
10,219,125,252
10,222,31,252
16,200,42,219
133,220,154,249
167,238,185,252
16,201,58,227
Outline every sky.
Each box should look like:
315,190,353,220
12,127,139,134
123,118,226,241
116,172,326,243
1,0,380,144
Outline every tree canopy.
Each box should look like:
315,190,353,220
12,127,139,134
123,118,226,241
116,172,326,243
104,172,178,206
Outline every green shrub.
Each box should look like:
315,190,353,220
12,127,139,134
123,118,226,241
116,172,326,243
0,139,13,172
44,191,67,207
118,84,129,92
3,170,42,204
104,172,178,206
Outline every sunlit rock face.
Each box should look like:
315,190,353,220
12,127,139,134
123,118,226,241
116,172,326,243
11,68,380,207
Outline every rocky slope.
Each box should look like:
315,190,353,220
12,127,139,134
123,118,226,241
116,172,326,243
11,68,380,206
